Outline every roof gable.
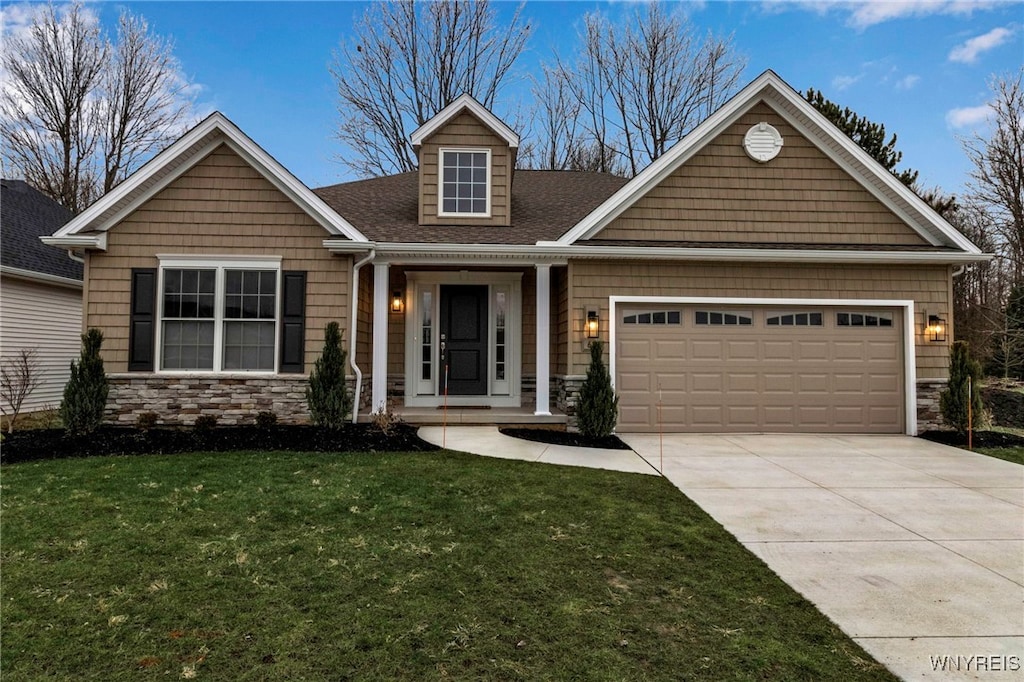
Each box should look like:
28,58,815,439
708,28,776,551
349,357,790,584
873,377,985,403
47,112,367,247
553,70,981,255
410,94,519,149
0,179,82,283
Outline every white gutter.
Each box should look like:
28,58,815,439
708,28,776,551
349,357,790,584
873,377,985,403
349,249,375,424
40,233,107,251
0,265,83,289
324,239,993,265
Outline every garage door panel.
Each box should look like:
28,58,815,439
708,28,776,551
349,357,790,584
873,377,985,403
616,305,903,433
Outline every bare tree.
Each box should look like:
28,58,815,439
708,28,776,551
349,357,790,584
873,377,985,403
99,12,193,194
1,2,194,213
1,2,104,213
533,4,745,176
330,0,531,177
1,349,43,434
963,68,1024,286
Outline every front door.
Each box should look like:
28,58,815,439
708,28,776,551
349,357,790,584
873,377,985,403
440,285,489,395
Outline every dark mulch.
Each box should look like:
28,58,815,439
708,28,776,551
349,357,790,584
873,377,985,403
919,429,1024,449
0,423,438,465
499,427,632,450
980,385,1024,429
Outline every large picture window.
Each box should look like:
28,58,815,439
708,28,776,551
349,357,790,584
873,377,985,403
439,148,489,216
159,258,280,372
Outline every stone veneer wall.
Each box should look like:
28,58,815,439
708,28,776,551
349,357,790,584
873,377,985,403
916,379,947,433
107,375,346,426
554,375,586,431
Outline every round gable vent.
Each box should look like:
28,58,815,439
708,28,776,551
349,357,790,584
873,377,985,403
743,122,783,163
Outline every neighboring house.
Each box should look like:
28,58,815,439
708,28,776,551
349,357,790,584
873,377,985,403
1,179,82,413
43,71,987,434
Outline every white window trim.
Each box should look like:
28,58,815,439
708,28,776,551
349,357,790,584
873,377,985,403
608,296,917,436
155,255,283,375
437,147,492,218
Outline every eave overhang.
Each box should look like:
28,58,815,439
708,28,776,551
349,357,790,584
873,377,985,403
323,239,993,266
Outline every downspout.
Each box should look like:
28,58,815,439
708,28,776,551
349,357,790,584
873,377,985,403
952,265,966,277
67,249,84,264
349,249,376,424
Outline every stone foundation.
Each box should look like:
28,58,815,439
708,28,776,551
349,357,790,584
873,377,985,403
916,379,947,433
106,374,352,426
554,375,586,430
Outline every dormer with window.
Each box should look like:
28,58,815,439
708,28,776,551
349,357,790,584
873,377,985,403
411,94,519,227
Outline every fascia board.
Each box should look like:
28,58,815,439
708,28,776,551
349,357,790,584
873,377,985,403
1,265,83,289
410,94,520,148
40,233,107,250
324,239,991,264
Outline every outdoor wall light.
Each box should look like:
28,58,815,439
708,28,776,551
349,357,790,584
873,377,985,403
391,290,404,313
586,310,600,339
926,314,947,342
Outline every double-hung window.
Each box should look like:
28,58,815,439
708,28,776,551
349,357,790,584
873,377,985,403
439,148,490,216
158,257,281,372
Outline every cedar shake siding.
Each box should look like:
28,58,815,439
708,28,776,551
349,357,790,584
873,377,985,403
567,260,952,380
593,102,931,247
85,144,352,373
417,111,513,227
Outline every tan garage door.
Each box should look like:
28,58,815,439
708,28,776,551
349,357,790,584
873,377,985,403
616,305,903,433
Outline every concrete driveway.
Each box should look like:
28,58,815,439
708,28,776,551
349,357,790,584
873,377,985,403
620,434,1024,681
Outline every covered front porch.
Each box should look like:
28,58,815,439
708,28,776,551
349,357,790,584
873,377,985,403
347,252,571,425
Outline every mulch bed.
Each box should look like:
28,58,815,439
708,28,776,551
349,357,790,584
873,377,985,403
919,429,1024,449
499,427,632,450
0,423,438,465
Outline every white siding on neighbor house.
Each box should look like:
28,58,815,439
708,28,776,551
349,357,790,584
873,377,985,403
0,276,83,413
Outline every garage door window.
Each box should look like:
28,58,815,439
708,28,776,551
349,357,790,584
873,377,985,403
837,312,893,327
622,310,681,325
766,312,823,326
695,310,752,326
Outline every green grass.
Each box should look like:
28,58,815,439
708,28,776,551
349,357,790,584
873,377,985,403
973,446,1024,465
1,451,894,681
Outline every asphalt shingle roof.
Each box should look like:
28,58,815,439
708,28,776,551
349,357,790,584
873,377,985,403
314,170,629,244
1,179,81,281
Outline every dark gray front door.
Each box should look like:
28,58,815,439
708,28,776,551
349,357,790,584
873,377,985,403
440,285,488,395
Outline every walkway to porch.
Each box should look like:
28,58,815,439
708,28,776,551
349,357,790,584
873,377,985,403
370,406,568,426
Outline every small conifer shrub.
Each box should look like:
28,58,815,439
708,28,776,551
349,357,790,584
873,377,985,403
60,329,109,436
306,322,352,428
576,340,619,438
940,341,985,434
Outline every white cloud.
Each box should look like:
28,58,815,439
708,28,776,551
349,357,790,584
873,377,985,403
760,0,1006,29
946,103,991,128
895,74,921,89
832,74,862,90
949,26,1015,63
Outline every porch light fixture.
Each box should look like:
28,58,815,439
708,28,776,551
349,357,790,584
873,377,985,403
586,310,599,339
926,314,947,342
391,290,404,313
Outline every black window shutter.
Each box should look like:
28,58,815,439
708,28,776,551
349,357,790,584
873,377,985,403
128,268,157,371
279,271,306,373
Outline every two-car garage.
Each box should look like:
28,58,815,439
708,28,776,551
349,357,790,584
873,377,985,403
614,301,906,434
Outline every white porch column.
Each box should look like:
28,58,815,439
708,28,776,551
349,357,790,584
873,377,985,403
534,263,551,416
372,262,390,414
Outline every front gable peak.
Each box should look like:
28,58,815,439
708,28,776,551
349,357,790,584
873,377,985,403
410,94,519,150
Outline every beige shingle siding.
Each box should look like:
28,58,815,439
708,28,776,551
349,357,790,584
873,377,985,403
85,144,351,373
0,276,83,412
418,112,512,227
596,102,930,246
568,260,951,380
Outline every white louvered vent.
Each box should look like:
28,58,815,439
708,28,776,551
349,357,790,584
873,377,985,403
743,122,784,163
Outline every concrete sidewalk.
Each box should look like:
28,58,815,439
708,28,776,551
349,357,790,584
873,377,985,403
622,433,1024,682
418,425,658,476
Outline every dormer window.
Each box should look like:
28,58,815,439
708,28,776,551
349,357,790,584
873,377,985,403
439,148,490,217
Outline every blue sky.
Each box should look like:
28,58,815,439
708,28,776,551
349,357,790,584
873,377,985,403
4,1,1022,195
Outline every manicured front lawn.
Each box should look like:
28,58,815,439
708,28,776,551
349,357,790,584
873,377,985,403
1,451,894,680
974,446,1024,465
